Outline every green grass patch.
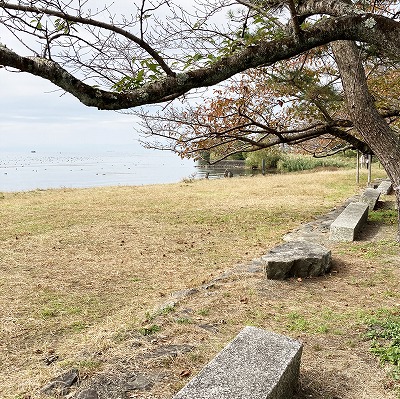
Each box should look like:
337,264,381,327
365,310,400,380
281,308,352,335
276,154,350,173
145,304,176,322
39,300,82,319
287,311,311,332
198,308,210,316
68,321,89,332
245,151,354,172
369,209,398,225
274,311,326,334
175,317,192,324
139,324,161,336
337,239,399,260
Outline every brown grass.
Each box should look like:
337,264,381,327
1,167,398,398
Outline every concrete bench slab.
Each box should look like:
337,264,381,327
377,179,393,195
360,188,380,211
173,327,302,399
261,241,331,280
330,202,369,241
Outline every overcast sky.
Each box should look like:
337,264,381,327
0,0,157,154
0,67,148,154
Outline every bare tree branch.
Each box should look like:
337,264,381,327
287,0,302,40
0,0,175,76
1,11,399,109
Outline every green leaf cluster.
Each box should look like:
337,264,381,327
31,16,43,30
54,18,77,34
111,59,164,92
181,12,284,70
112,73,145,92
183,53,204,70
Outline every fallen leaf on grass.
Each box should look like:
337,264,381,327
180,370,191,378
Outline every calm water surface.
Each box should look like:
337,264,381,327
0,149,201,192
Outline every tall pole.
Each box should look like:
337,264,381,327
368,154,372,185
356,151,360,184
262,159,266,175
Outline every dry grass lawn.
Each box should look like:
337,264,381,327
1,167,398,399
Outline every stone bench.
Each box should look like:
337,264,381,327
261,241,331,280
173,327,302,399
360,188,380,211
330,202,369,241
377,179,393,195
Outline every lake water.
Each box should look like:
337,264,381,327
0,148,260,192
0,148,204,192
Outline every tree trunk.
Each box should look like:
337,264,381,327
332,41,400,240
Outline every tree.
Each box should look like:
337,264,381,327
333,40,400,232
139,54,376,160
1,1,400,108
0,0,400,237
